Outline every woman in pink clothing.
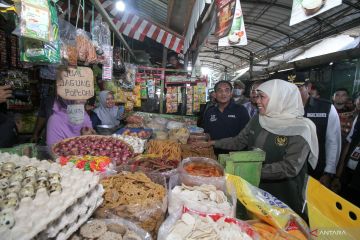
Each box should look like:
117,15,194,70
46,97,96,147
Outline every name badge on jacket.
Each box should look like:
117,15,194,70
228,115,236,118
307,113,327,118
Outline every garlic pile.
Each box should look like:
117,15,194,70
169,184,233,216
112,134,146,154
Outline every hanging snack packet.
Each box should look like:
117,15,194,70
226,174,310,239
76,29,97,64
19,0,60,64
15,0,51,42
59,19,77,66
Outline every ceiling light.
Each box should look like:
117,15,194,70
329,62,333,65
201,67,211,76
116,1,125,12
187,65,192,71
278,67,295,72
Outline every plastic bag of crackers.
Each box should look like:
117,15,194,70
95,167,167,239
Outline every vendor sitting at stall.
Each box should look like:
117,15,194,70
90,90,124,128
196,79,319,217
46,97,95,147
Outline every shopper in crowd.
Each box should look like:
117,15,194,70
333,88,355,140
232,80,248,105
295,75,341,188
203,80,249,155
0,85,17,148
91,90,124,128
197,90,216,128
46,97,95,147
242,81,263,118
331,93,360,207
310,86,320,99
196,80,318,216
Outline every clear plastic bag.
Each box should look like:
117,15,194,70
76,29,97,64
92,18,111,58
59,18,77,66
168,173,236,217
96,167,167,239
20,38,60,64
102,45,113,80
178,157,226,190
73,217,152,240
158,207,259,240
226,174,310,239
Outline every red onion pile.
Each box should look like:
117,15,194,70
53,136,134,165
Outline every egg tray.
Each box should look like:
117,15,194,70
37,184,104,240
0,152,100,240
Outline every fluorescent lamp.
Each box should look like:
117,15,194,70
278,67,294,72
116,1,125,12
201,67,211,75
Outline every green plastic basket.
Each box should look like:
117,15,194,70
219,149,265,187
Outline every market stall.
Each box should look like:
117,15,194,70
1,0,360,239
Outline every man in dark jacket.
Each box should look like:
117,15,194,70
203,81,249,155
0,85,17,148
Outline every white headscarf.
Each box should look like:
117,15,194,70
257,79,318,169
94,90,119,126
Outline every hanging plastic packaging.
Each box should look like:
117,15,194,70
59,19,77,66
76,29,97,65
92,18,111,61
102,45,113,80
19,0,60,64
15,0,51,42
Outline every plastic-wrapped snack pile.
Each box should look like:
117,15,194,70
165,213,254,240
96,171,166,238
71,218,151,240
169,184,233,216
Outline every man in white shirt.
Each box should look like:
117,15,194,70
332,94,360,207
295,74,341,188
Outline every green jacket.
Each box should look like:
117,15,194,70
215,116,310,216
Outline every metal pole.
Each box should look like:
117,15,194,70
249,52,254,80
90,0,136,60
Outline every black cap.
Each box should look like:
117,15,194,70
269,71,309,86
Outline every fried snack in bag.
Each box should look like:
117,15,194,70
226,174,310,239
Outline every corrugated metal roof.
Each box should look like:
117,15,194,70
197,0,360,77
134,0,168,26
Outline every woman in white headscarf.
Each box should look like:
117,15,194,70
92,91,123,127
196,79,318,216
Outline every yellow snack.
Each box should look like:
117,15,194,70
226,174,309,236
